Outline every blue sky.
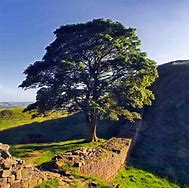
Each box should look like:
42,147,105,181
0,0,189,101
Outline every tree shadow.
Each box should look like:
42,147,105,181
0,112,120,144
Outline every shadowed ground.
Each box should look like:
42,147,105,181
0,112,120,144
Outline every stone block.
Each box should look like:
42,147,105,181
21,167,30,178
0,177,7,184
14,169,22,180
0,170,12,178
11,180,21,188
7,175,15,183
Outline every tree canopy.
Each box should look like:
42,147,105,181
20,19,158,141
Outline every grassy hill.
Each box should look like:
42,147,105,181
0,107,181,187
0,107,119,144
0,102,32,108
0,107,67,131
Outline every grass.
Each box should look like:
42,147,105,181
11,139,112,188
0,107,183,187
114,166,180,188
0,107,118,144
10,139,181,188
0,107,67,131
35,179,60,188
10,139,105,166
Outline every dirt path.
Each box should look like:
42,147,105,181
23,150,44,165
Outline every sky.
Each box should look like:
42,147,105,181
0,0,189,102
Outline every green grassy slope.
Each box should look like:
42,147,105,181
0,107,119,144
115,167,179,188
0,107,67,131
0,107,181,187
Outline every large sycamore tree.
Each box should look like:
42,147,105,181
20,19,158,142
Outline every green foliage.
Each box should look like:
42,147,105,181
20,18,158,122
19,19,158,141
114,166,180,188
35,179,59,188
0,109,14,118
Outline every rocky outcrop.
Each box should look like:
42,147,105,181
0,143,62,188
44,138,131,180
131,60,189,185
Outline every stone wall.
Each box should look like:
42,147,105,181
79,138,131,180
50,138,132,180
0,138,132,187
0,143,60,188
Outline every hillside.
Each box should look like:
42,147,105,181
132,60,189,185
0,107,180,187
0,107,119,144
0,102,32,108
1,60,189,186
0,107,68,131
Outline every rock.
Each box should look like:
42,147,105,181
54,160,63,169
113,184,121,188
112,148,121,154
88,181,98,187
0,177,7,184
21,167,30,178
7,175,15,183
59,181,69,188
0,144,9,152
14,169,22,180
68,156,74,160
0,143,64,188
63,178,73,183
20,180,28,188
68,175,74,179
81,161,86,166
74,162,82,167
3,158,17,169
62,170,72,176
0,150,11,159
11,180,21,188
0,170,12,178
28,177,38,188
0,182,10,188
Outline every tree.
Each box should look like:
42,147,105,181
19,19,158,142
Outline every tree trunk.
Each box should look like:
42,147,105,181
85,113,98,142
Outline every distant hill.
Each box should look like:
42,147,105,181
0,102,32,108
132,60,189,185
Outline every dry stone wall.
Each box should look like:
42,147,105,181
0,138,132,187
50,138,132,180
0,143,61,188
79,138,131,180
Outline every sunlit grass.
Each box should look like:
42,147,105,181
35,179,60,188
0,107,182,187
0,107,67,131
114,166,180,188
10,139,180,187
